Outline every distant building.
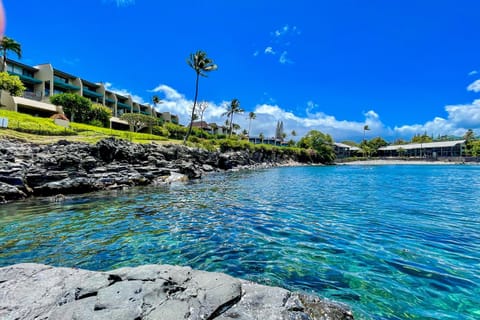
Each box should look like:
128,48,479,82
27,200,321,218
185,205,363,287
378,140,466,158
1,58,179,129
249,137,284,146
190,121,227,135
334,142,361,158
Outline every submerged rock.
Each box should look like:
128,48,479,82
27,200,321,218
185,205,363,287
0,263,354,320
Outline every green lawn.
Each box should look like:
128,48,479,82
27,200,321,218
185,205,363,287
0,110,171,144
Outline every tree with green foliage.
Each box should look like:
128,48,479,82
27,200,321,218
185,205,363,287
367,136,388,156
411,133,432,143
259,132,264,143
50,93,92,123
471,140,480,157
184,50,217,144
248,111,256,136
120,113,158,132
275,121,284,141
88,103,112,127
0,36,22,72
297,130,335,163
0,72,25,96
291,130,297,137
464,129,476,155
223,98,243,137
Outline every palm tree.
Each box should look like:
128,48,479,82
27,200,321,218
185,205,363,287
248,111,256,137
152,95,162,106
0,36,22,72
184,50,217,144
363,125,370,142
291,130,297,137
259,132,265,144
222,98,243,137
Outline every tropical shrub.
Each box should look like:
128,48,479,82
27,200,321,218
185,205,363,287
88,103,112,127
0,72,25,96
152,125,169,137
164,122,187,139
50,93,92,123
297,130,336,163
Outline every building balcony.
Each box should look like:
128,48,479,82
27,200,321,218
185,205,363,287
83,88,103,99
117,102,131,110
53,79,80,91
23,91,43,101
105,97,116,104
8,72,42,84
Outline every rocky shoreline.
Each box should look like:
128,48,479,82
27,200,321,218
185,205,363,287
0,263,353,320
0,137,312,203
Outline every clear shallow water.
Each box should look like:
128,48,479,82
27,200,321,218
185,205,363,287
1,165,480,319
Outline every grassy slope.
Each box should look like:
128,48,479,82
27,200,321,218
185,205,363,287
0,109,178,144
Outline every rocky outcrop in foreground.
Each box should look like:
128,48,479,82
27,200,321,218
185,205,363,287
0,138,304,203
0,263,354,320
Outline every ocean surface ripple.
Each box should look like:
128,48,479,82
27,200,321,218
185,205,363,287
1,165,479,319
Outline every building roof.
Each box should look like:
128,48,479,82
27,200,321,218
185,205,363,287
378,140,465,151
6,58,38,72
334,142,361,151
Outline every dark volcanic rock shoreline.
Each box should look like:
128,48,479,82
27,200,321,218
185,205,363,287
0,137,312,203
0,263,354,320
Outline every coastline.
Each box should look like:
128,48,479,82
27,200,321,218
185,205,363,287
0,137,316,204
338,159,471,165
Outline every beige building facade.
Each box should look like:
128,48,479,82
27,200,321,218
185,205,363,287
1,58,179,127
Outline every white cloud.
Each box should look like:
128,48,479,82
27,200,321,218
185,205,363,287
279,51,293,64
148,84,229,124
264,47,275,55
273,24,300,38
104,82,145,104
103,0,135,7
150,84,184,100
468,70,478,76
394,100,480,138
467,79,480,92
255,24,300,64
148,84,480,142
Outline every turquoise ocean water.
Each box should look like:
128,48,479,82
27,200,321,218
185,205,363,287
1,165,479,319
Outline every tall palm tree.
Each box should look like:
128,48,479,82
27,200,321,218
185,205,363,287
184,50,217,144
222,98,243,137
0,36,22,72
248,111,256,137
363,125,370,142
291,130,297,137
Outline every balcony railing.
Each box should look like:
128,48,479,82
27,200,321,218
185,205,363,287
83,88,103,98
8,72,42,84
22,91,43,101
53,79,80,91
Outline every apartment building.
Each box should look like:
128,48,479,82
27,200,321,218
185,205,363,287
1,58,179,128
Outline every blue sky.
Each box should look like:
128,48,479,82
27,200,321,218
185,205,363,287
4,0,480,142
